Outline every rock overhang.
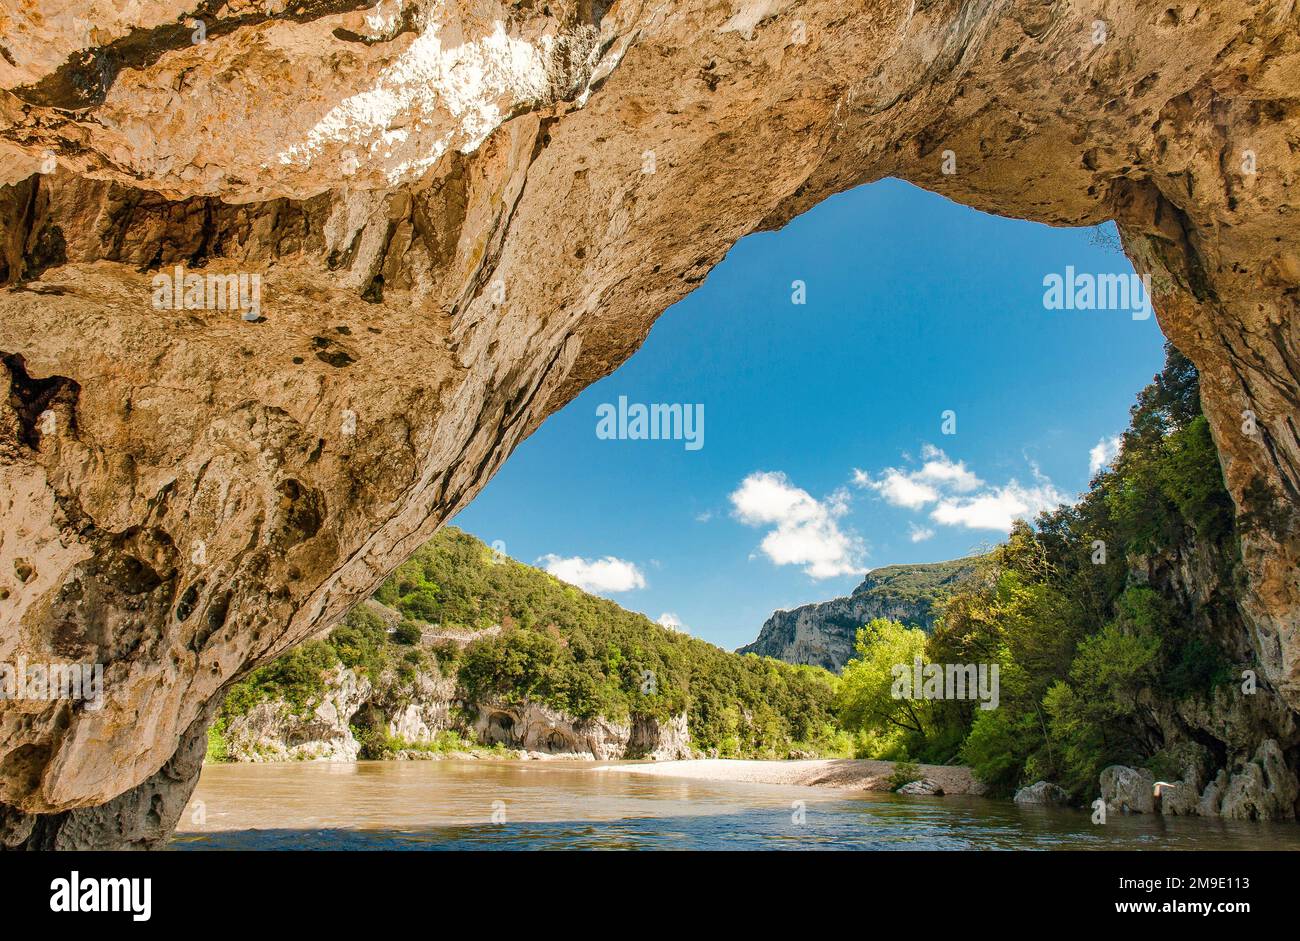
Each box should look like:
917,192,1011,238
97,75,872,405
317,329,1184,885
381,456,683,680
0,0,1297,845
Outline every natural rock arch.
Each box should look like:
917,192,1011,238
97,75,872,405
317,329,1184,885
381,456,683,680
0,1,1297,847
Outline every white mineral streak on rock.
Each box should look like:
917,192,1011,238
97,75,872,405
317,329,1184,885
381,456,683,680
26,1,594,200
278,15,555,186
718,0,789,41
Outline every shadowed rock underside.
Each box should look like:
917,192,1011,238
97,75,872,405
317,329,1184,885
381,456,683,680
0,0,1298,846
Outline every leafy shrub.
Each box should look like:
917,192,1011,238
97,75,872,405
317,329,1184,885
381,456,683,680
223,639,338,718
398,587,441,623
393,621,423,645
889,760,921,790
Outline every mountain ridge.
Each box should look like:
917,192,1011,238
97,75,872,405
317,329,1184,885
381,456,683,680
738,557,981,672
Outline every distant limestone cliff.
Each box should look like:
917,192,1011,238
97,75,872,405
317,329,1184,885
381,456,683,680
738,558,980,672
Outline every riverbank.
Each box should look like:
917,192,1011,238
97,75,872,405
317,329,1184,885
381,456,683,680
176,760,1300,850
598,758,985,794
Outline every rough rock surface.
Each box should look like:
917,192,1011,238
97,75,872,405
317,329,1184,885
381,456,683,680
1098,746,1299,820
1198,770,1230,818
1214,739,1299,821
473,700,691,760
2,1,1300,846
897,778,944,796
2,701,215,849
224,664,372,762
1101,765,1156,815
1155,780,1201,817
1013,781,1071,807
739,557,977,671
220,664,690,763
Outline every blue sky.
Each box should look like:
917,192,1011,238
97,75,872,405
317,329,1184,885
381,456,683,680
451,178,1166,651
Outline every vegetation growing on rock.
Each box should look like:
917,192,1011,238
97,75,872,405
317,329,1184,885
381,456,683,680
837,346,1261,801
216,528,850,760
214,346,1291,816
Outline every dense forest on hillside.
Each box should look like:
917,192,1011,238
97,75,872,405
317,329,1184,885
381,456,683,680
218,528,848,759
836,344,1247,796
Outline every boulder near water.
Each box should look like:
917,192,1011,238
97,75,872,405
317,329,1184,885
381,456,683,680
898,779,945,796
1100,765,1156,815
1013,782,1071,807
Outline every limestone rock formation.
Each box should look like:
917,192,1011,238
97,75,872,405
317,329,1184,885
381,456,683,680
220,662,691,762
473,700,691,760
1095,740,1299,820
897,778,944,796
1013,781,1071,807
1155,779,1200,816
224,664,373,762
1100,765,1156,815
2,1,1299,847
1212,739,1299,821
739,557,977,670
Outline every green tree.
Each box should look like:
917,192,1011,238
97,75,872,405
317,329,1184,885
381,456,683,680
836,618,931,753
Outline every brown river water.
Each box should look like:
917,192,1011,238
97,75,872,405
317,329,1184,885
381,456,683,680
171,760,1300,850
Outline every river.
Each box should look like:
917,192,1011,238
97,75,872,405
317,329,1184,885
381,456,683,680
171,760,1300,850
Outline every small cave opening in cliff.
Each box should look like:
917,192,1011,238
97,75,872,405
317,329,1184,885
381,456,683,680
348,703,388,759
544,729,574,753
484,711,517,747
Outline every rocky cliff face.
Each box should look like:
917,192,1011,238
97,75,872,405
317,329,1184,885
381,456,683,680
1126,532,1300,820
224,663,375,762
472,701,691,760
2,1,1299,847
222,664,691,763
1097,737,1300,822
739,558,976,671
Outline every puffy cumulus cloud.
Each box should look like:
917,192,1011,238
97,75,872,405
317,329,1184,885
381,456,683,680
915,444,983,492
930,479,1066,531
865,468,939,509
1089,435,1122,476
855,445,982,509
537,554,646,594
729,471,864,579
858,446,1066,534
657,612,687,632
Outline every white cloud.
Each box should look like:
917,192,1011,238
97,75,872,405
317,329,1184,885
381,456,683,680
930,480,1066,531
1089,435,1122,476
859,444,1066,534
730,471,864,579
538,554,646,594
694,510,713,523
908,523,935,543
915,444,983,492
856,445,981,509
868,468,940,509
657,612,686,632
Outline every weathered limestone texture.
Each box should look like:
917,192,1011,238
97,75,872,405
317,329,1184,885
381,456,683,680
1,1,1298,845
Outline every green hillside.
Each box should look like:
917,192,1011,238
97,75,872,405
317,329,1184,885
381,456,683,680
850,557,981,608
218,527,848,759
